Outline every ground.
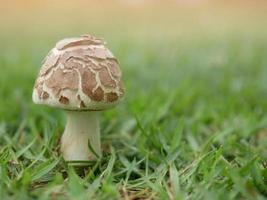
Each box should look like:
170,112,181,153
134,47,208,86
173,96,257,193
0,2,267,200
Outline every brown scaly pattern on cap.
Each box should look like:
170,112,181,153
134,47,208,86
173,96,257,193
33,34,124,110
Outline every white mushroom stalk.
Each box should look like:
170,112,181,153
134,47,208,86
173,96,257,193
61,111,101,161
32,34,124,161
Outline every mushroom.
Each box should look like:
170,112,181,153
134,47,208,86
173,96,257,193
32,34,125,161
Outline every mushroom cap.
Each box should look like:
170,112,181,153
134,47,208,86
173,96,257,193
33,34,125,111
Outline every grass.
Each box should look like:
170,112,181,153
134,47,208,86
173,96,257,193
0,25,267,199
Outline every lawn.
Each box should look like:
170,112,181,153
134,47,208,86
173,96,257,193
0,2,267,200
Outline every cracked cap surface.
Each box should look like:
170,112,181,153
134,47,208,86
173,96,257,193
33,34,125,111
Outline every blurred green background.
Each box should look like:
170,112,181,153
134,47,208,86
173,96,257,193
0,0,267,199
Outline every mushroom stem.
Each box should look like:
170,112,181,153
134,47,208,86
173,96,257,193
61,111,101,161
